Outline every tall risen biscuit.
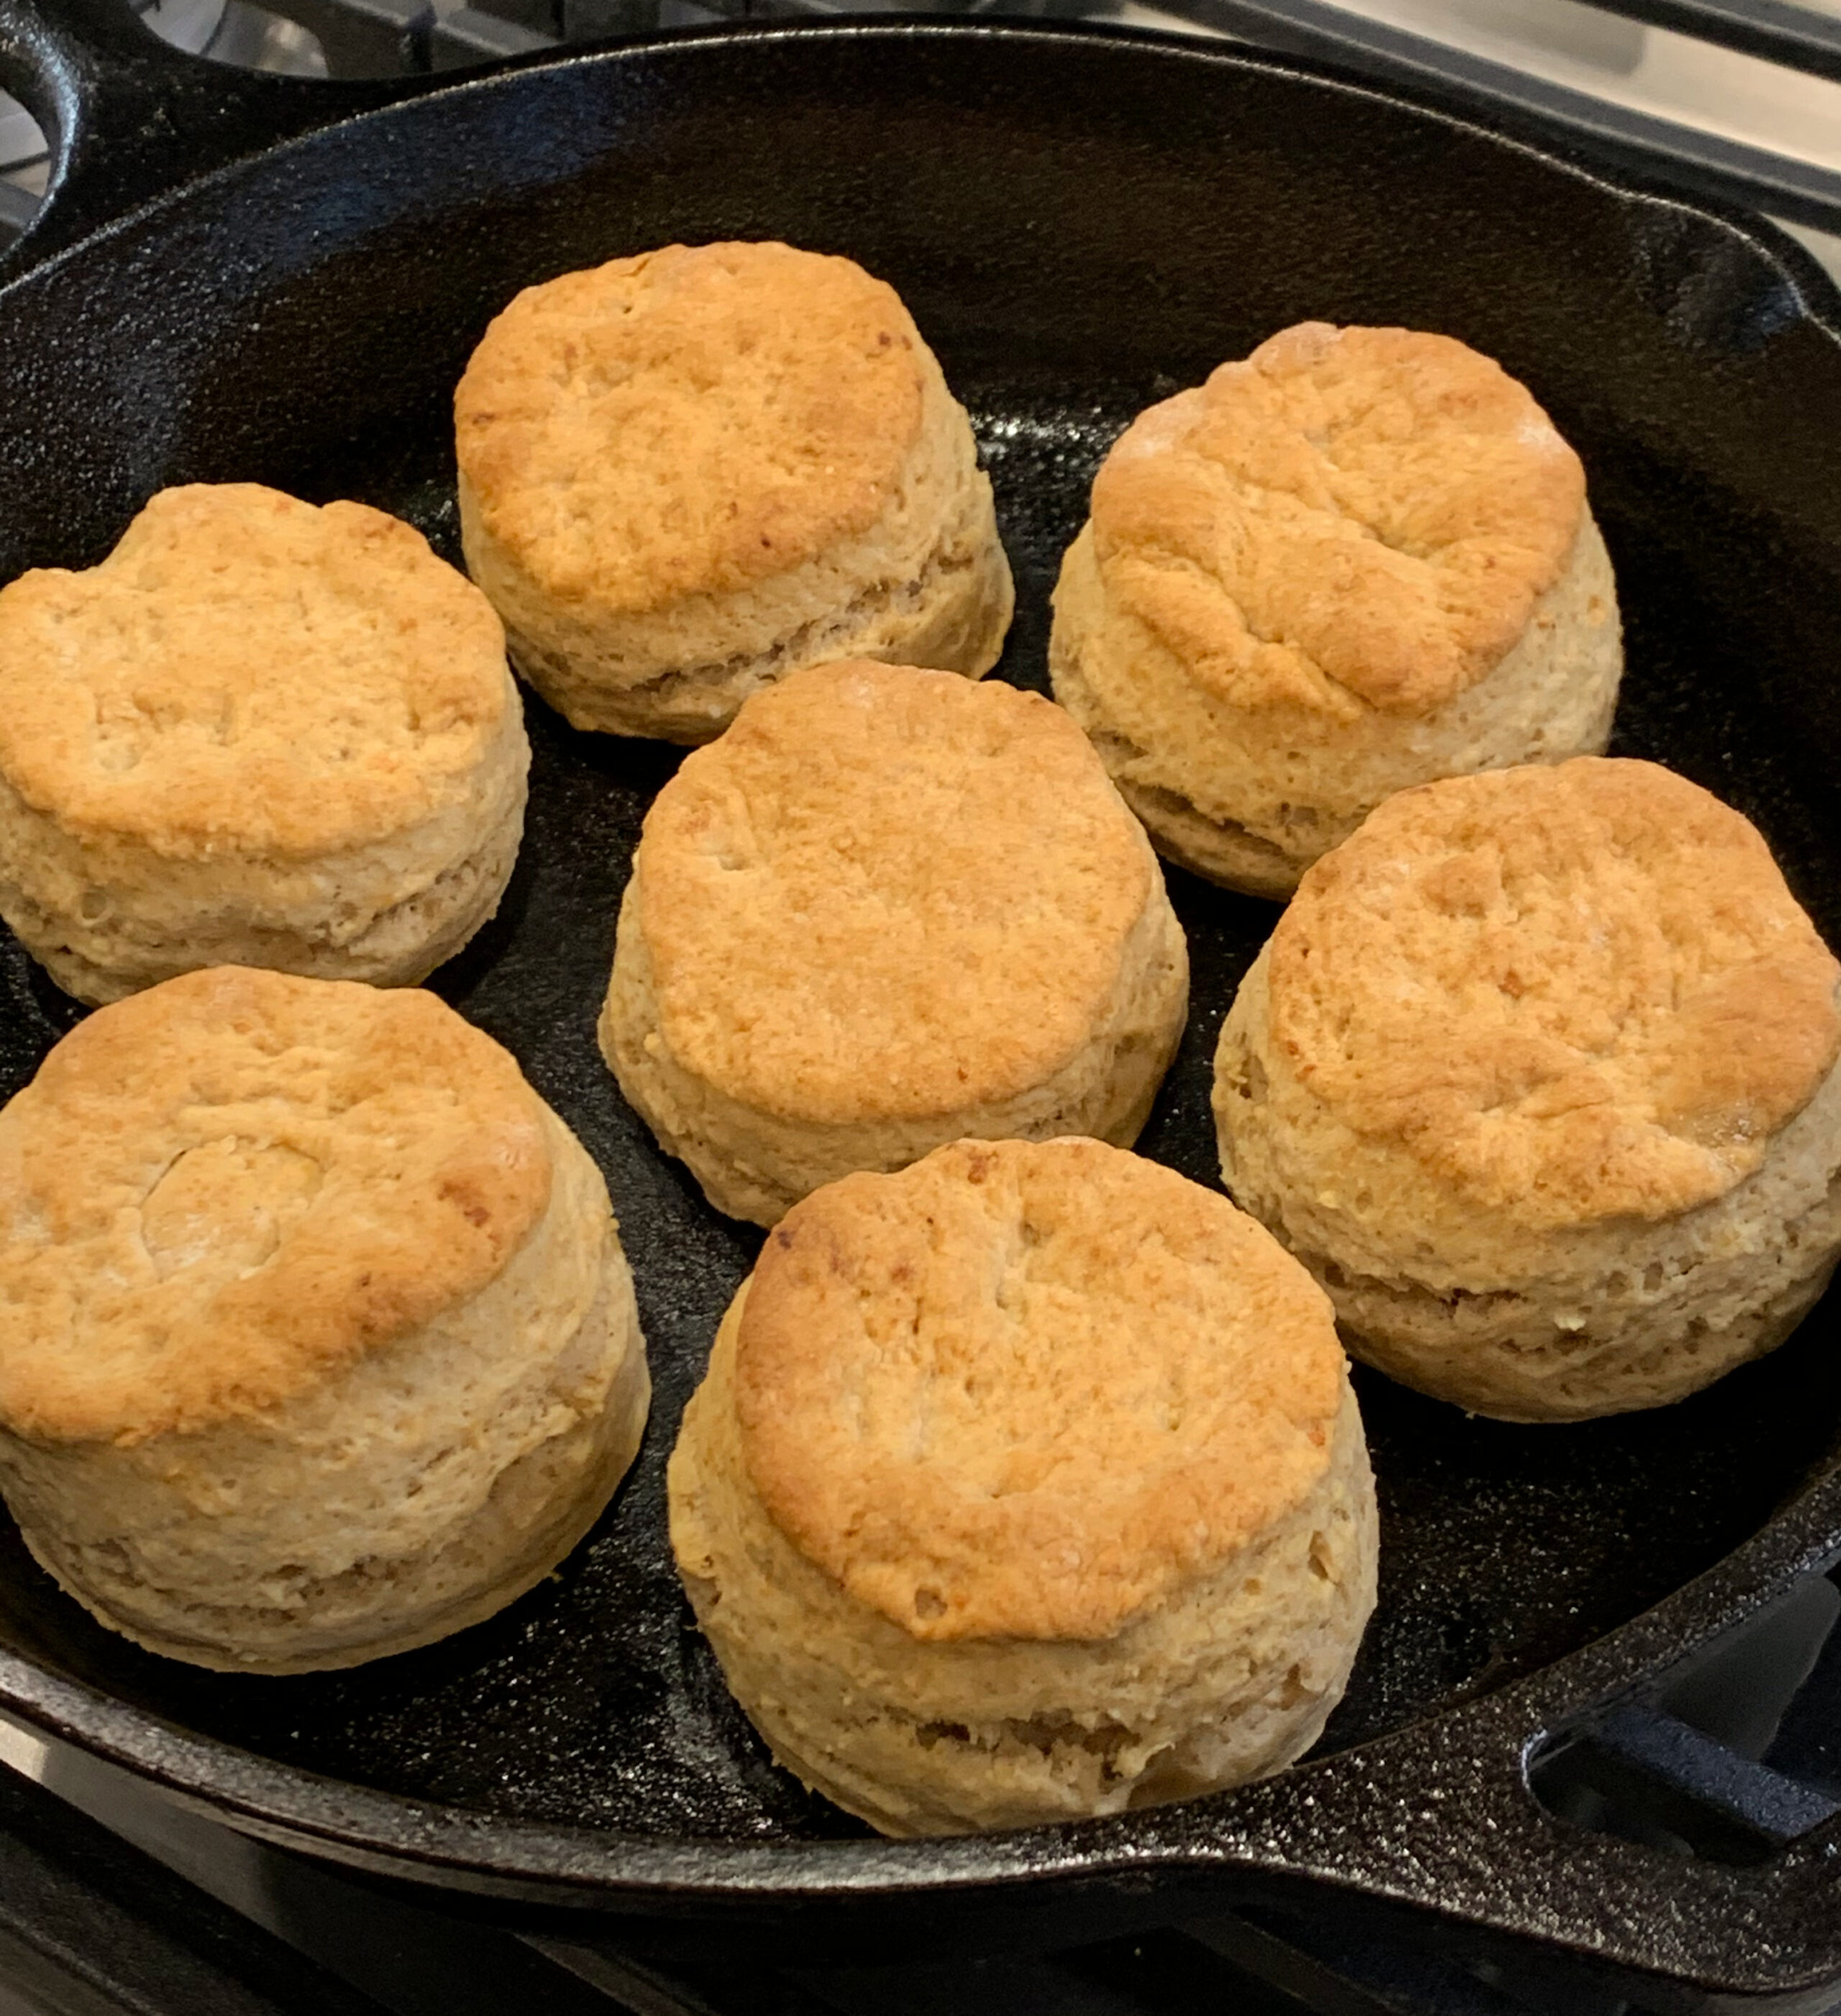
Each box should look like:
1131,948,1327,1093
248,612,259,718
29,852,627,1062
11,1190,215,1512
670,1137,1378,1836
0,485,528,1005
600,660,1189,1226
0,969,649,1673
456,241,1014,743
1051,324,1622,897
1214,759,1841,1420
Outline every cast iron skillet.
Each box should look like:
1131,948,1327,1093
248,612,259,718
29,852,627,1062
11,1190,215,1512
4,0,1841,2004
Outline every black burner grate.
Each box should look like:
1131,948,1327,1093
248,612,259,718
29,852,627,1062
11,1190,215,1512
150,0,1841,230
6,0,1841,242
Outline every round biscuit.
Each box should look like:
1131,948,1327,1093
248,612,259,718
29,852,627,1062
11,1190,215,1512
0,968,649,1671
598,658,1189,1223
669,1137,1377,1834
0,483,528,1003
1050,324,1622,895
1213,757,1841,1419
456,240,1013,742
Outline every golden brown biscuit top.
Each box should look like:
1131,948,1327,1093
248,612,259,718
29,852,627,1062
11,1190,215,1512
0,485,513,858
634,660,1159,1125
1268,759,1841,1229
0,968,553,1446
1090,324,1587,718
736,1138,1346,1642
454,241,928,615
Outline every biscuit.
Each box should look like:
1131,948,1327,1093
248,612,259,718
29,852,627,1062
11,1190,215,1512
1213,759,1841,1420
0,968,649,1673
0,485,528,1005
1051,324,1622,897
669,1136,1378,1836
599,660,1189,1226
455,240,1013,743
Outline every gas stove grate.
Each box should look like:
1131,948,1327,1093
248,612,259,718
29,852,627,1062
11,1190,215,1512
142,0,1841,237
4,0,1841,252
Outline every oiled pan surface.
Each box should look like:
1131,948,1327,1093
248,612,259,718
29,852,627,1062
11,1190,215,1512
1,25,1840,1853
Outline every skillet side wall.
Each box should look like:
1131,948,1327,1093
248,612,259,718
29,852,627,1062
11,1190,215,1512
0,24,1839,1882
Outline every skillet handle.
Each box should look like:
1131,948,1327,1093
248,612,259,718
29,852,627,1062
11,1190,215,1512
1192,1651,1841,2007
0,0,434,276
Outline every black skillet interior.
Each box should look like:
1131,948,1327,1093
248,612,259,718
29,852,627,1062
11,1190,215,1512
4,7,1841,1981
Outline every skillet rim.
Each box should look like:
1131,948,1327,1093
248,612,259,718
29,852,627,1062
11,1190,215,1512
4,9,1841,327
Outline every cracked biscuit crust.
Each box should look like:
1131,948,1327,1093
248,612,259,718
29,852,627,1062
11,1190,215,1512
1261,759,1841,1233
736,1137,1347,1642
1090,322,1586,719
0,967,552,1445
